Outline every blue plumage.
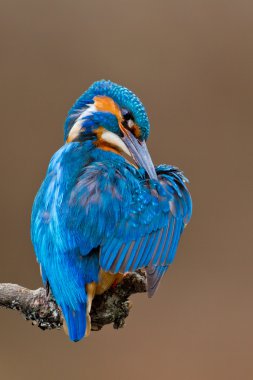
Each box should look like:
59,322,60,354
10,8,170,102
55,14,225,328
31,80,192,342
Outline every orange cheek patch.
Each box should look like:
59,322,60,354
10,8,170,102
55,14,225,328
94,96,122,121
93,126,105,139
95,141,120,154
132,124,141,138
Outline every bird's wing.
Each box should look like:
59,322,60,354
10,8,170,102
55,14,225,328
99,165,192,295
70,161,192,296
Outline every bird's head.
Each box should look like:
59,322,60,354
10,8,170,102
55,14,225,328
64,80,157,178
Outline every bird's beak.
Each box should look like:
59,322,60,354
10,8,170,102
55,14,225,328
120,126,157,180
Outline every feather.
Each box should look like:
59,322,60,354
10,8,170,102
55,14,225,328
61,303,87,342
146,265,168,297
99,163,192,279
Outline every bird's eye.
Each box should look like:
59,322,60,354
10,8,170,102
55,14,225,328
122,108,133,121
121,108,135,130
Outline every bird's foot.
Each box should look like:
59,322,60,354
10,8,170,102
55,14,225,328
111,273,126,289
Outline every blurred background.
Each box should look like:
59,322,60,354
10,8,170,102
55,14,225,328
0,0,252,379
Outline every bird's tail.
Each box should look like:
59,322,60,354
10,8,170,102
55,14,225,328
60,281,97,342
61,303,87,342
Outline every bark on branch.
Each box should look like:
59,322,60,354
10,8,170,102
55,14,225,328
0,271,147,333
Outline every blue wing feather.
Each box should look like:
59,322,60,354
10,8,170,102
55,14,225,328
98,164,192,295
112,237,143,272
136,234,155,269
146,265,168,297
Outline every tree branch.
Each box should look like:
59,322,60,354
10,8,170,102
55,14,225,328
0,271,147,333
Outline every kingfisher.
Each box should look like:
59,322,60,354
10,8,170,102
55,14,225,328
31,80,192,342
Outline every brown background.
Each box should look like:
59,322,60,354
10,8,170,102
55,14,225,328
0,1,252,379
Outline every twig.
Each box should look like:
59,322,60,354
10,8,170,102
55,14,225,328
0,271,147,333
